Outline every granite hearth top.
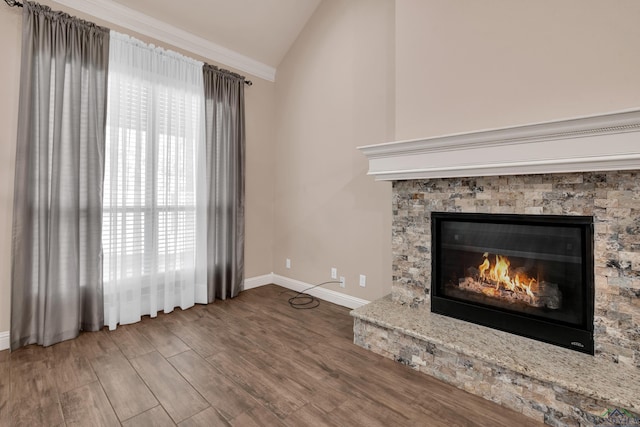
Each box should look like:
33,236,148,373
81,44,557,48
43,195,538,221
351,295,639,411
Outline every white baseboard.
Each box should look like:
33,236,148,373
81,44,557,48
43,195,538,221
0,331,9,351
0,273,369,351
0,274,368,352
243,273,275,290
242,273,370,309
273,274,370,309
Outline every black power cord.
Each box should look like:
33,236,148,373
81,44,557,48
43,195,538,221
281,280,342,309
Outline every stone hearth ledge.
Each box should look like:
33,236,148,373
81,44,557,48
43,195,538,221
350,295,639,413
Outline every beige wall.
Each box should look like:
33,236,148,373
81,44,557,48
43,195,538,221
0,2,276,333
243,81,276,278
273,0,395,301
396,0,640,140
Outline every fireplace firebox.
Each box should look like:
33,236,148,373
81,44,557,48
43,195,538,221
431,212,594,354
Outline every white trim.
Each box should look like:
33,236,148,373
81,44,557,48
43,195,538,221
0,331,9,351
358,108,640,180
241,273,370,309
51,0,276,82
0,275,368,352
243,273,275,291
0,273,360,351
272,274,370,309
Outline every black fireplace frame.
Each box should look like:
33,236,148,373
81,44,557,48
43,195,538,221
431,212,595,355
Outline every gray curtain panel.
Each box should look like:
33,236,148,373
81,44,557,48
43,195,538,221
11,1,110,350
202,65,246,302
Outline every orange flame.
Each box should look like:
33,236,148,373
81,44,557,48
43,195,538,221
478,253,537,297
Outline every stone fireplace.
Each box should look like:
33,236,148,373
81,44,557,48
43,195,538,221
352,109,640,426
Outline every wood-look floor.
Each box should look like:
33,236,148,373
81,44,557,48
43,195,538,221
0,285,544,426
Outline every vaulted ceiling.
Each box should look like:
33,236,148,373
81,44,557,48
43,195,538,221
52,0,322,81
109,0,321,68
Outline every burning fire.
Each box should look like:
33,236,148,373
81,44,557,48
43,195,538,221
478,252,537,298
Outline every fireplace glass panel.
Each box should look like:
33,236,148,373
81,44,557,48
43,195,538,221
440,221,584,325
431,212,594,354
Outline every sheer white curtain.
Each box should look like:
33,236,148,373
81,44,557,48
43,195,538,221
103,31,208,330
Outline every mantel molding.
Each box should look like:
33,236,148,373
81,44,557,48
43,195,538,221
358,109,640,181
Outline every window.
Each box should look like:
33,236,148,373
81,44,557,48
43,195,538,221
103,84,201,281
102,32,207,329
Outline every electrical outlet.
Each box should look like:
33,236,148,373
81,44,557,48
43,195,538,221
286,258,291,269
339,276,345,288
331,267,337,279
359,274,366,287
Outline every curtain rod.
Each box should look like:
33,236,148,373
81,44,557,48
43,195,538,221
3,0,253,85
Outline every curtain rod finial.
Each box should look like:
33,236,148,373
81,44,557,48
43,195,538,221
4,0,23,7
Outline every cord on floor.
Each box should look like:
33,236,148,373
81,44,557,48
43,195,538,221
280,280,342,309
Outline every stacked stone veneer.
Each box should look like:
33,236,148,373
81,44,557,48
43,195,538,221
352,171,640,426
392,171,640,367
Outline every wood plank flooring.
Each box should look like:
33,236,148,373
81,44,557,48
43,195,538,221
0,285,544,426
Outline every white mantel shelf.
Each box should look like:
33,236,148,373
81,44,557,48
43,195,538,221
358,109,640,181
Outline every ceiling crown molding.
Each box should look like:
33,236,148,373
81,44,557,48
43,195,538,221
52,0,276,82
359,108,640,181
